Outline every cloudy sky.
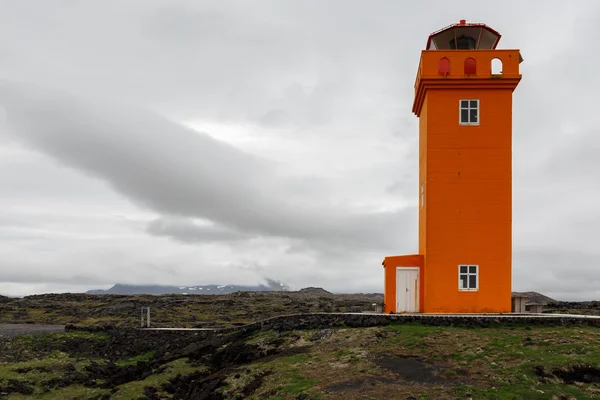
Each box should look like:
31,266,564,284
0,0,599,300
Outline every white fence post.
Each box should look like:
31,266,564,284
141,306,151,328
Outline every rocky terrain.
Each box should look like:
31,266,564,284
544,301,600,316
2,291,600,399
0,289,383,328
2,315,600,399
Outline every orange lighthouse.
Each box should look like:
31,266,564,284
382,20,523,314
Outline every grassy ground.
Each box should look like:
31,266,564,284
233,324,600,399
2,323,600,399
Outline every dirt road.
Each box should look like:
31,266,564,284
0,323,65,338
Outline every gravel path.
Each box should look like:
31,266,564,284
0,323,65,338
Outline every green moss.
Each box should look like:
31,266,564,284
442,369,458,377
334,349,351,358
246,330,279,345
0,354,97,398
0,331,110,364
454,381,593,400
450,327,600,399
378,324,600,399
0,352,76,380
116,350,156,366
246,352,320,399
6,385,110,400
1,354,205,400
112,358,206,399
384,322,444,346
261,353,311,368
281,372,317,394
13,331,109,343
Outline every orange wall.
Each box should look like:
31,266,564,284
418,97,428,257
412,49,522,116
416,50,520,313
382,254,424,313
417,99,428,311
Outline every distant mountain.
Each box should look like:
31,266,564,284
86,279,290,295
298,287,334,296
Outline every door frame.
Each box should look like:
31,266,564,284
395,267,420,313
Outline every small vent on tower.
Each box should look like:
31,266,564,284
438,57,450,76
464,58,476,74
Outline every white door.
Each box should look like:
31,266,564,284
396,268,419,313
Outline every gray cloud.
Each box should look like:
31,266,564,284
146,217,249,243
0,0,599,299
514,247,600,300
0,81,414,253
0,268,116,286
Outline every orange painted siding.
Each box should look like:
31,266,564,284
417,51,520,313
382,255,424,313
418,99,428,312
418,97,428,257
413,50,522,117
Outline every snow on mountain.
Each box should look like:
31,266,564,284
86,280,290,295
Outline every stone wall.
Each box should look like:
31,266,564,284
67,312,600,345
233,313,600,333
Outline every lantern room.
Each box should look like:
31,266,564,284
426,20,501,50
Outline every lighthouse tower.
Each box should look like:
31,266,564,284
382,20,523,314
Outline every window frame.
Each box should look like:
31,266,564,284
420,183,424,208
459,99,480,126
458,264,479,291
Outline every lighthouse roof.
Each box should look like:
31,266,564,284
426,20,502,50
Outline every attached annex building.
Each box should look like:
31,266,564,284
382,21,523,314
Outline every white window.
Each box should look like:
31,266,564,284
459,265,478,291
420,183,424,207
459,99,479,125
